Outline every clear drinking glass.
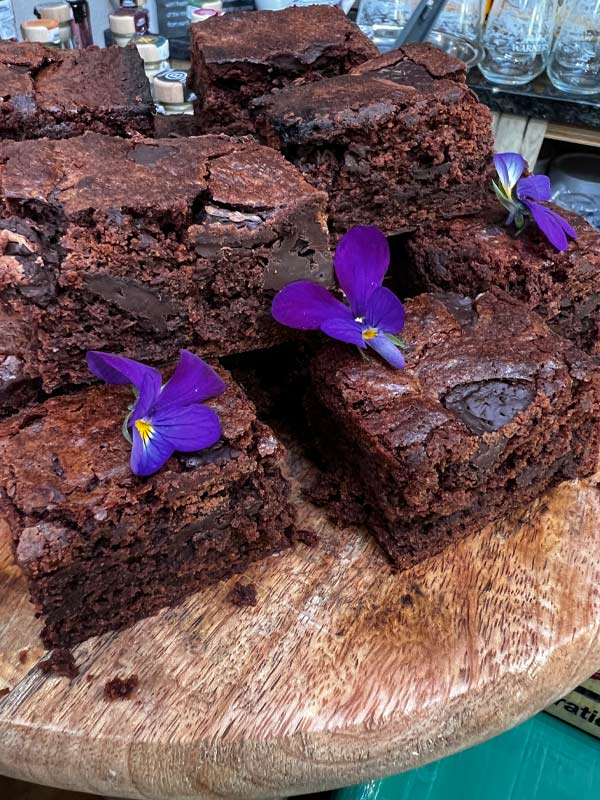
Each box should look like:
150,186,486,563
356,0,418,52
479,0,558,85
547,0,600,95
434,0,483,43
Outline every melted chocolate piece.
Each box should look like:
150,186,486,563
127,143,176,166
84,274,177,333
444,379,535,435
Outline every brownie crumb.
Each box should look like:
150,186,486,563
104,674,139,701
0,687,10,698
39,648,79,679
227,581,258,607
401,594,414,608
18,649,28,664
296,528,319,547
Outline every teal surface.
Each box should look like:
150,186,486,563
335,713,600,800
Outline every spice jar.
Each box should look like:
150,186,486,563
135,35,170,90
153,69,196,115
21,19,61,47
35,2,75,49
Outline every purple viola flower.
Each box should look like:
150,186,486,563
272,226,406,368
493,152,577,251
87,349,226,477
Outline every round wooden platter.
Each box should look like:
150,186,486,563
1,451,600,800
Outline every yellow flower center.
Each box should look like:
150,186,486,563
362,328,378,340
135,419,154,447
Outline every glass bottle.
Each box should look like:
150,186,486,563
134,34,170,91
67,0,93,48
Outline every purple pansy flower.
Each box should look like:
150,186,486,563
493,152,577,251
87,349,226,477
272,226,406,368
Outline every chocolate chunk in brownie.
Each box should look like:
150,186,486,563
227,581,258,607
0,365,295,647
104,674,139,701
308,289,600,569
0,42,153,140
251,43,493,236
189,6,377,136
405,200,600,356
39,648,79,679
0,132,331,412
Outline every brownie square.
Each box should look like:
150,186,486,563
0,367,294,647
189,5,378,136
0,132,331,413
308,289,600,569
405,201,600,356
0,42,153,140
251,43,494,236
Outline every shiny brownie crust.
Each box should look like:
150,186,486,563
251,43,493,235
0,42,153,140
308,289,600,568
405,201,600,357
0,132,331,413
0,367,294,647
189,6,377,136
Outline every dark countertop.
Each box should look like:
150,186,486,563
468,70,600,129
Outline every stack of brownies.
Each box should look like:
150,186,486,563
1,6,599,649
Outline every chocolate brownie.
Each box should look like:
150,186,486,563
0,132,331,413
0,42,153,140
251,44,493,236
405,201,600,357
308,289,600,569
0,366,295,647
189,6,378,136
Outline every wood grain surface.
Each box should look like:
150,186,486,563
0,450,600,800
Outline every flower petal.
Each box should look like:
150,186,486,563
366,333,406,369
130,372,163,426
493,153,526,196
320,317,366,347
516,174,552,203
522,200,578,251
333,226,390,316
131,424,175,477
156,350,226,411
272,281,351,329
152,403,222,452
87,351,162,396
365,286,406,334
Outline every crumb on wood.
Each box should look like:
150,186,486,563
104,674,139,701
227,581,258,608
401,593,414,608
39,648,79,680
0,687,10,698
296,528,319,547
18,649,28,665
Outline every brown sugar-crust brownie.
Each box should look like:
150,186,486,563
0,42,153,140
405,200,600,357
251,43,493,236
0,132,331,414
0,366,295,648
189,6,378,136
308,289,600,569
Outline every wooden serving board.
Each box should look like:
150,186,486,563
1,451,600,800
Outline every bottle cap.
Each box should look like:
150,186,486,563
134,34,170,63
190,8,222,22
21,19,61,44
109,10,138,35
35,2,72,23
153,69,196,105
